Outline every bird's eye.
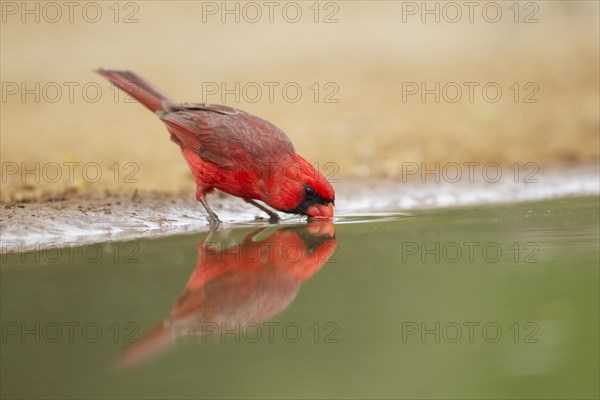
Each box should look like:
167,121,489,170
304,185,315,195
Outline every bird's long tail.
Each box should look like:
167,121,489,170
96,69,171,113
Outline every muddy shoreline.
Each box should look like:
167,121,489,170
1,168,598,254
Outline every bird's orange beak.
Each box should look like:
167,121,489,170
306,203,334,220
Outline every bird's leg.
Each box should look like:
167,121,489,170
245,199,280,223
199,198,221,228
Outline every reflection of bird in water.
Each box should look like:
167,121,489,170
117,222,337,368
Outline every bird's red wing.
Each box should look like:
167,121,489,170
159,104,295,169
160,110,235,167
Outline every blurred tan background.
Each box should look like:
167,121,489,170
1,0,598,201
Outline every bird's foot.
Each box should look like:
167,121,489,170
206,213,221,229
268,213,280,224
199,197,221,229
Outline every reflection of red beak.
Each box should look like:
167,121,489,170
306,203,334,220
307,220,335,236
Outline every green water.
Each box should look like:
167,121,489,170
1,197,599,399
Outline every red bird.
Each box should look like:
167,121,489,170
117,222,337,367
97,69,335,226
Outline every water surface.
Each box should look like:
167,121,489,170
1,197,598,399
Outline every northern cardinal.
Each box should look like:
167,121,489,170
97,70,335,226
117,222,337,367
